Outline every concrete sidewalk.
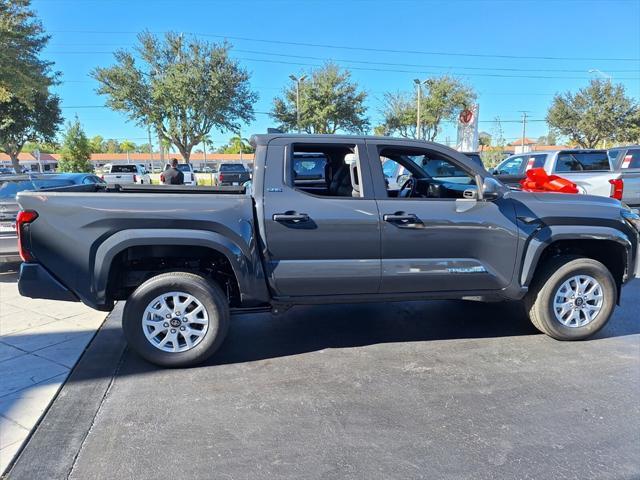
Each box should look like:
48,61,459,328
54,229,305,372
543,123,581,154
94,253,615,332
0,264,108,475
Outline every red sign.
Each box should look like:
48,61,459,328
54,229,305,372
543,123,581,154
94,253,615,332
459,109,474,125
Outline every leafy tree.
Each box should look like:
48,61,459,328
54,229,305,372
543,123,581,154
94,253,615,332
22,140,59,153
58,117,92,172
89,135,104,153
103,138,120,153
271,63,369,134
217,135,254,154
0,0,56,104
119,139,136,153
0,92,61,171
0,0,61,171
547,79,640,148
479,131,492,146
136,143,152,153
377,76,476,141
92,31,257,162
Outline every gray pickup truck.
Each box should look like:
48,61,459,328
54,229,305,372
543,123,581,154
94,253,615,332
609,145,640,206
17,134,640,367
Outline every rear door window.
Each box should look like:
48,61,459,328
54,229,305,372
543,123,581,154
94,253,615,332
620,149,640,170
555,152,611,172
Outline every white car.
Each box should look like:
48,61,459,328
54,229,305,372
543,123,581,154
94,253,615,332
101,163,151,185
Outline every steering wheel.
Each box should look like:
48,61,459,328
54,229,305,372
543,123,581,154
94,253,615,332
399,177,415,198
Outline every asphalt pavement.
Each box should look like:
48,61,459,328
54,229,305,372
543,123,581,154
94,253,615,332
7,282,640,480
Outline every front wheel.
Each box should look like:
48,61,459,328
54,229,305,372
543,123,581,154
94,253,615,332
525,256,616,340
122,272,230,367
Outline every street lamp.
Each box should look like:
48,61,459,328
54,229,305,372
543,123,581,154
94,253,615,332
413,79,428,140
289,74,307,133
588,69,612,82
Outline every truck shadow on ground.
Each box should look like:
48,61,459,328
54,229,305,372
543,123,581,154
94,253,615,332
192,297,639,367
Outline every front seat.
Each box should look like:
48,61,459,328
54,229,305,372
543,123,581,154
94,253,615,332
328,163,353,196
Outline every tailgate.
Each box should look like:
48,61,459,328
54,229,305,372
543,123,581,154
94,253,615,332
560,172,619,197
104,173,135,184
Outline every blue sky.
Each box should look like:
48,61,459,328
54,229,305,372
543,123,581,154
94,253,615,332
33,0,640,150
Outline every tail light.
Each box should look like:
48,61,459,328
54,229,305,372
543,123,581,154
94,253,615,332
609,178,624,200
16,210,38,262
100,175,104,180
218,173,224,182
133,174,137,183
160,173,165,183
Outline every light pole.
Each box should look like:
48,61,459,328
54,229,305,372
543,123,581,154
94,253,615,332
413,79,428,140
289,74,307,133
588,68,612,82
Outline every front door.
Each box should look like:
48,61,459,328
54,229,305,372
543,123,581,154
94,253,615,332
261,138,381,297
367,140,519,294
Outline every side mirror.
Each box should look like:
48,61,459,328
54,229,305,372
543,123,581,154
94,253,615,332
480,177,503,201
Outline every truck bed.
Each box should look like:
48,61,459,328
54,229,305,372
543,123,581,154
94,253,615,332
17,188,256,308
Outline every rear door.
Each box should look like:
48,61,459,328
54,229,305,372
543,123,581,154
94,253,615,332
261,137,381,297
618,148,640,206
367,140,519,294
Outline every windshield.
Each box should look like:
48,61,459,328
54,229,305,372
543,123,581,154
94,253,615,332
110,165,137,173
219,164,245,172
176,164,192,172
293,157,326,179
0,179,75,199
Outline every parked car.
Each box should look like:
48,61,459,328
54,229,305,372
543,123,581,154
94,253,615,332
101,163,151,185
1,173,105,262
490,150,622,199
16,134,640,367
163,162,196,186
213,163,251,186
608,145,640,206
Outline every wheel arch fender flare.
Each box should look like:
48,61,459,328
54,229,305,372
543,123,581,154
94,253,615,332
520,225,634,287
92,228,269,305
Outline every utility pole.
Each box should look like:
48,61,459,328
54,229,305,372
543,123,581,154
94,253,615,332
413,79,427,140
519,111,529,154
289,74,307,133
147,126,153,172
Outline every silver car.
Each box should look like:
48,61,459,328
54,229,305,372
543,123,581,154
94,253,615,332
608,146,640,207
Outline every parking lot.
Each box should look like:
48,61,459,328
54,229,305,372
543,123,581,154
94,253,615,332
6,278,639,480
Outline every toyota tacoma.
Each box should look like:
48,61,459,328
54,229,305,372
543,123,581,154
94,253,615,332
16,134,640,367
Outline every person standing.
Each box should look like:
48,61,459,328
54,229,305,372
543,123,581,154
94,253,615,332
161,158,184,185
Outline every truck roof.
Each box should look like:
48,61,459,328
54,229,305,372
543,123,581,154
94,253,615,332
250,133,452,148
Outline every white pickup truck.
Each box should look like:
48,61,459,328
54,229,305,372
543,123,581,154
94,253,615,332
491,149,622,199
101,163,151,185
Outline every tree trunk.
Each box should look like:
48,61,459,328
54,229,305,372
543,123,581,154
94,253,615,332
9,152,21,173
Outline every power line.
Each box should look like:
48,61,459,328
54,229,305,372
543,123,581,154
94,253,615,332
49,29,640,62
50,51,634,79
59,104,547,124
46,45,640,74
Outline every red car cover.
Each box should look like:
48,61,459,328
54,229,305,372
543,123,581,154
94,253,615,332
520,168,579,194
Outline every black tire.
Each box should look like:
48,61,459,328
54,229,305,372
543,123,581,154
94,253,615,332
122,272,230,367
524,256,616,340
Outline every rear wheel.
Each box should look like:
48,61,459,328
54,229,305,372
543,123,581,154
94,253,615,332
525,256,616,340
122,272,229,367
